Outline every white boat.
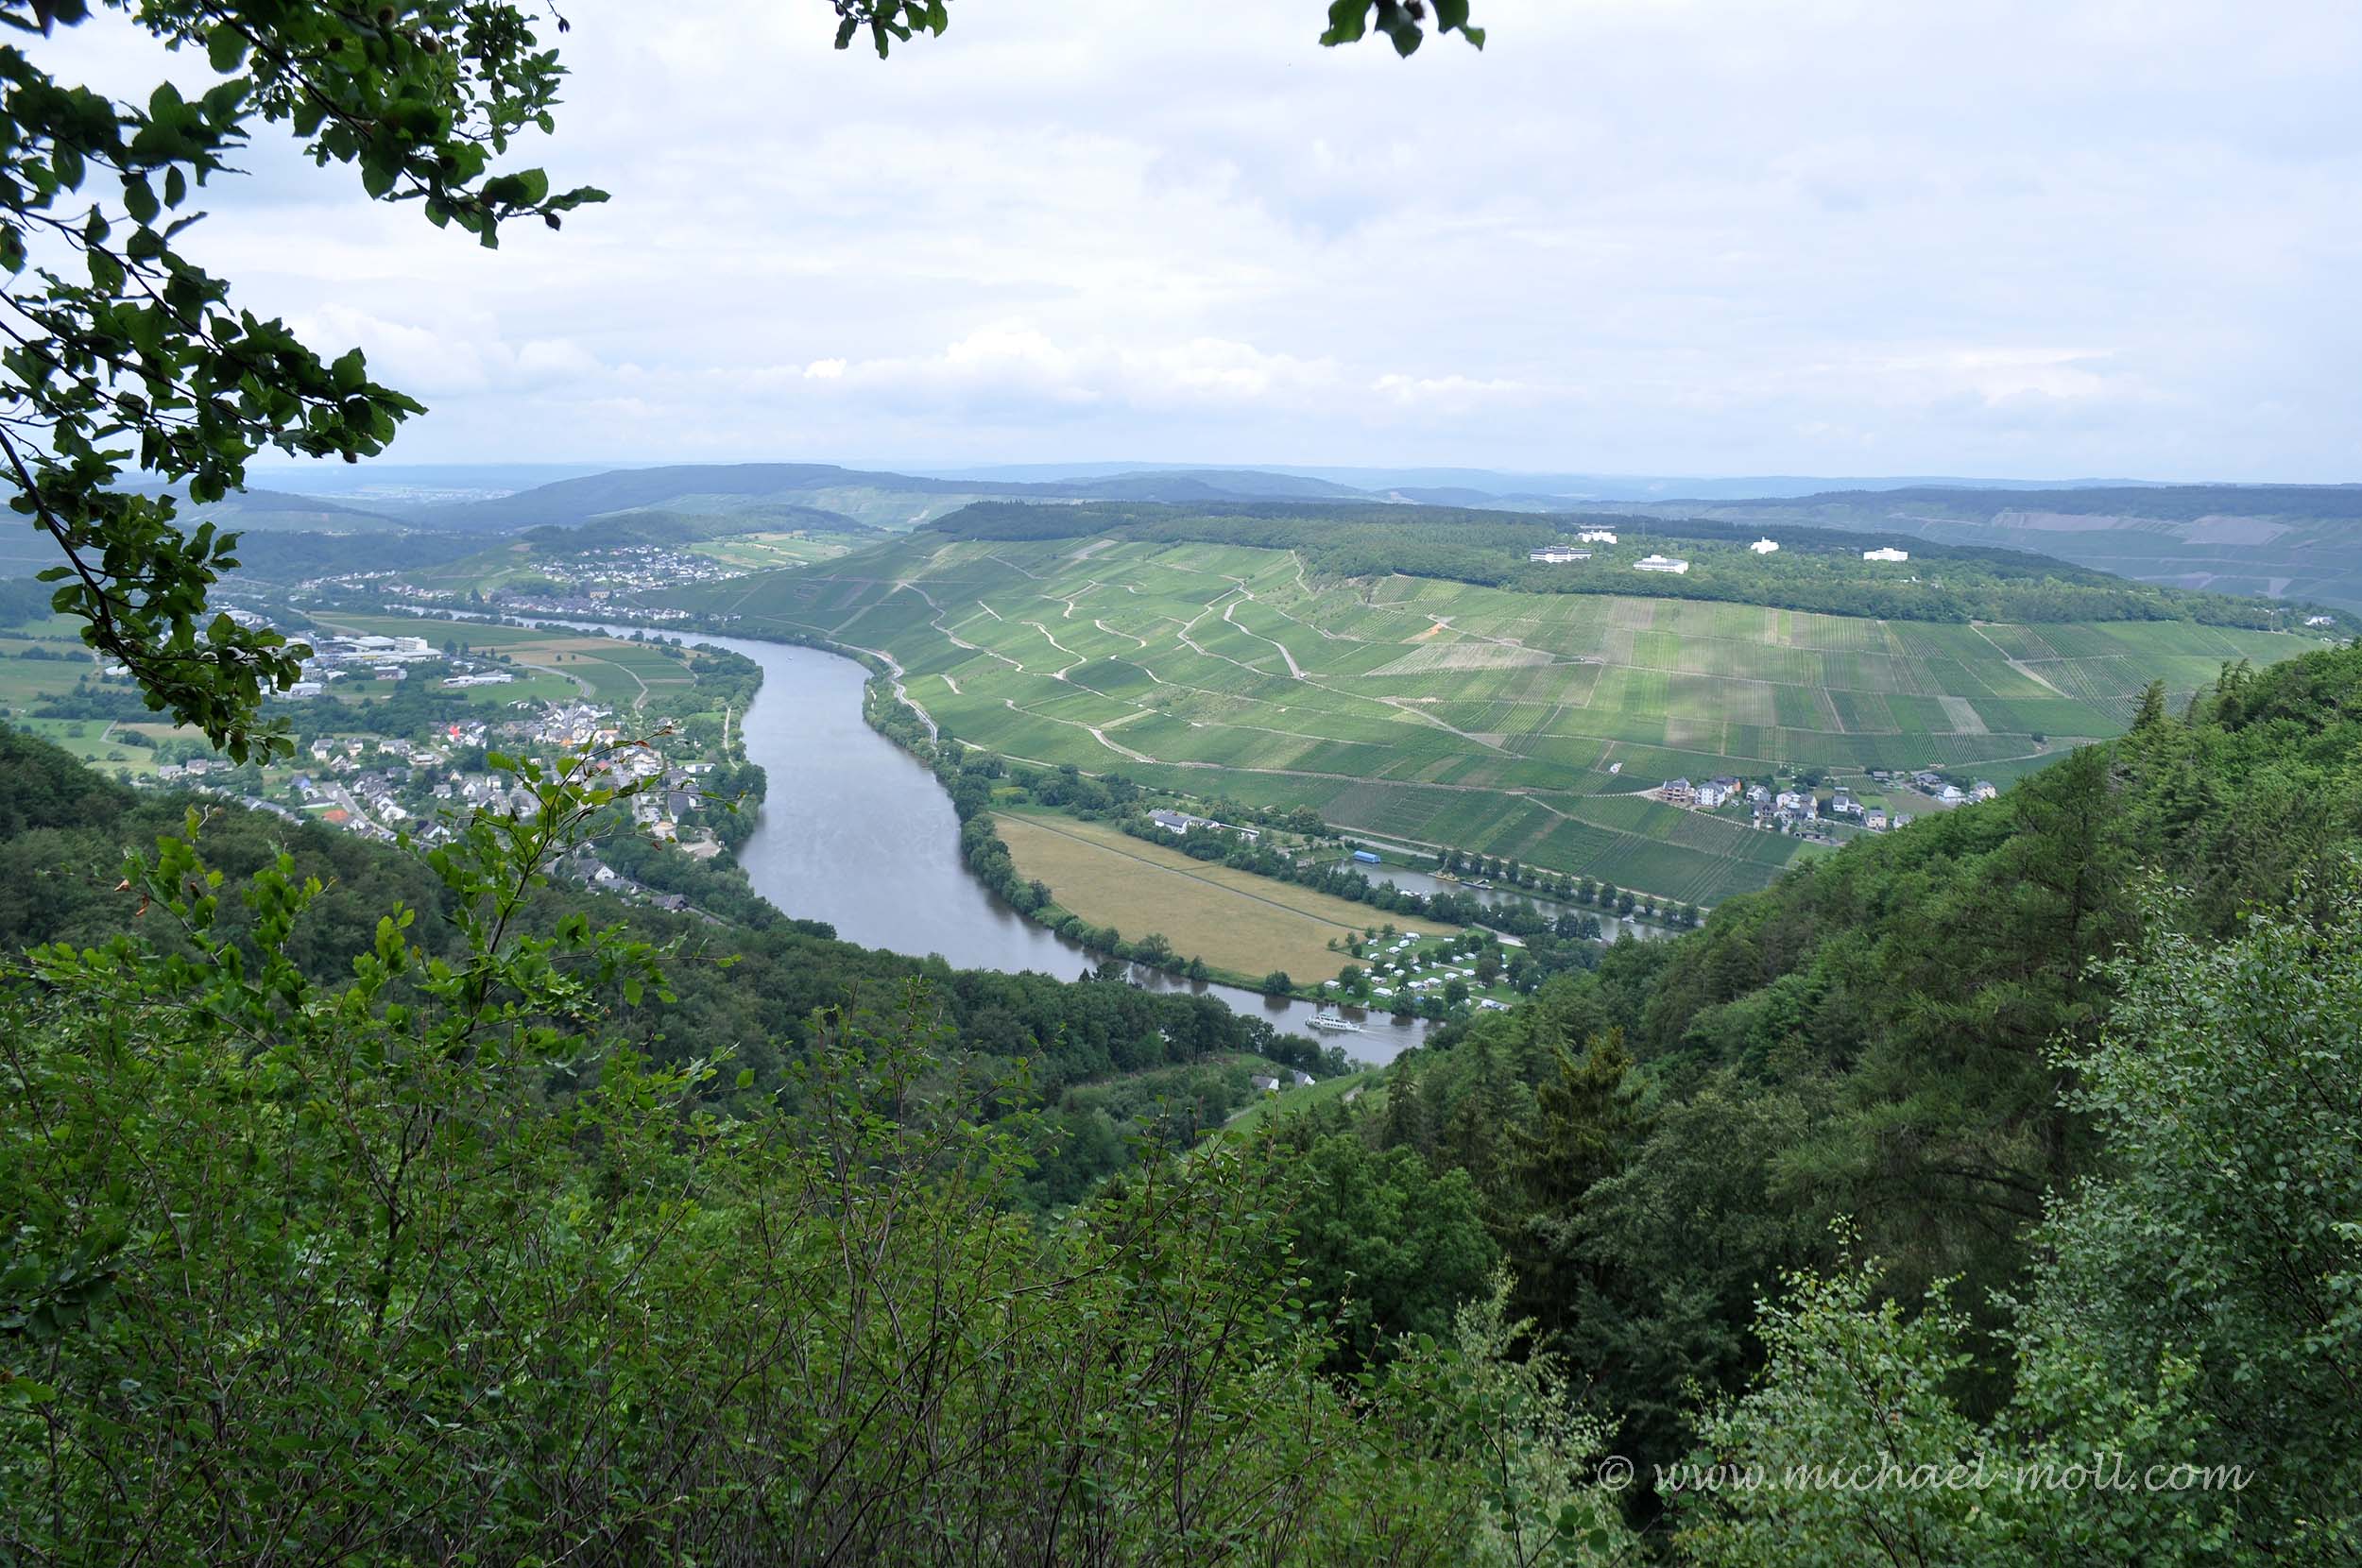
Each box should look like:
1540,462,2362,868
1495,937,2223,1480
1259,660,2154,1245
1307,1008,1363,1033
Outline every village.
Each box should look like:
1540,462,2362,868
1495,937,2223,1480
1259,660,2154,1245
306,542,730,621
1651,767,1999,838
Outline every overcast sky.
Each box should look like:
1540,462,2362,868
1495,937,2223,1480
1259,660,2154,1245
43,0,2362,480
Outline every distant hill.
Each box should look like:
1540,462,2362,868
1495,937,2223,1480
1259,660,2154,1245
403,462,1398,533
923,462,2165,503
1596,485,2362,613
163,486,403,533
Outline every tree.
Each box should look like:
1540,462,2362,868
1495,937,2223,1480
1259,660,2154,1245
1289,1134,1498,1369
1,1,608,758
1677,877,2362,1562
1260,968,1293,996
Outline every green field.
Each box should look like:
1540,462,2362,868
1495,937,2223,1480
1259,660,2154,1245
669,535,2323,905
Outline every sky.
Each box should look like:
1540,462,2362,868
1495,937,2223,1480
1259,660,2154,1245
39,0,2362,481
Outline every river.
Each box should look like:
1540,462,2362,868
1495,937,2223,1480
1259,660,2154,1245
533,621,1439,1062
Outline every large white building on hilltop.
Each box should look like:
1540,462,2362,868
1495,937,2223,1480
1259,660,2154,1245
1635,554,1690,574
1750,537,1780,554
1863,546,1910,562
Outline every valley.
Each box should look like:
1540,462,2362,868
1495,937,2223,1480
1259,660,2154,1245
668,526,2320,905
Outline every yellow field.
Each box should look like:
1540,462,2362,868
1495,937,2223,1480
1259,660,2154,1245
994,809,1463,982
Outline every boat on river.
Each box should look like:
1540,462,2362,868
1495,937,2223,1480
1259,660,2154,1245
1308,1008,1364,1033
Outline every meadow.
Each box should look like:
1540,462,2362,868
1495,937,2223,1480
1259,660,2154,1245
992,809,1463,982
668,535,2323,904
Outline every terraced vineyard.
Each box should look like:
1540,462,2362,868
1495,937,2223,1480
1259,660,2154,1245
670,536,2320,904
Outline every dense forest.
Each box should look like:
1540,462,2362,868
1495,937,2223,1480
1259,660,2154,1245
1275,644,2362,1548
923,501,2338,629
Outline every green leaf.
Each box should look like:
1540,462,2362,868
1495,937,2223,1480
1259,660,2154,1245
205,25,248,73
122,174,159,226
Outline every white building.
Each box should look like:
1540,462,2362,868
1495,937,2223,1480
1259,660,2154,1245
1577,529,1618,545
1749,537,1780,554
1528,546,1593,564
1634,554,1690,574
1863,547,1910,562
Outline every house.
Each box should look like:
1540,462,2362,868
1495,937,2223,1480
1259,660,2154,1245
1971,779,1998,803
1749,537,1780,554
1865,810,1889,830
1937,784,1967,807
1528,546,1592,564
1250,1075,1282,1094
1747,783,1772,805
1634,554,1690,574
1291,1069,1316,1087
2305,615,2336,627
1775,789,1810,813
1576,529,1618,544
1828,790,1863,817
1149,809,1205,835
1661,777,1696,806
1862,547,1910,563
1694,779,1731,809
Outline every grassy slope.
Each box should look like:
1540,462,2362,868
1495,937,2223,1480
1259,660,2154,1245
994,808,1467,981
1219,1068,1381,1137
665,535,2321,905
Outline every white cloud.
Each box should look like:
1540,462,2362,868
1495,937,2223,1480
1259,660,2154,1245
29,0,2362,478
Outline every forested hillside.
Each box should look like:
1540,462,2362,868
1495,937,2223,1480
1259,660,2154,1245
1302,641,2362,1526
0,727,1338,1205
0,727,1644,1560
